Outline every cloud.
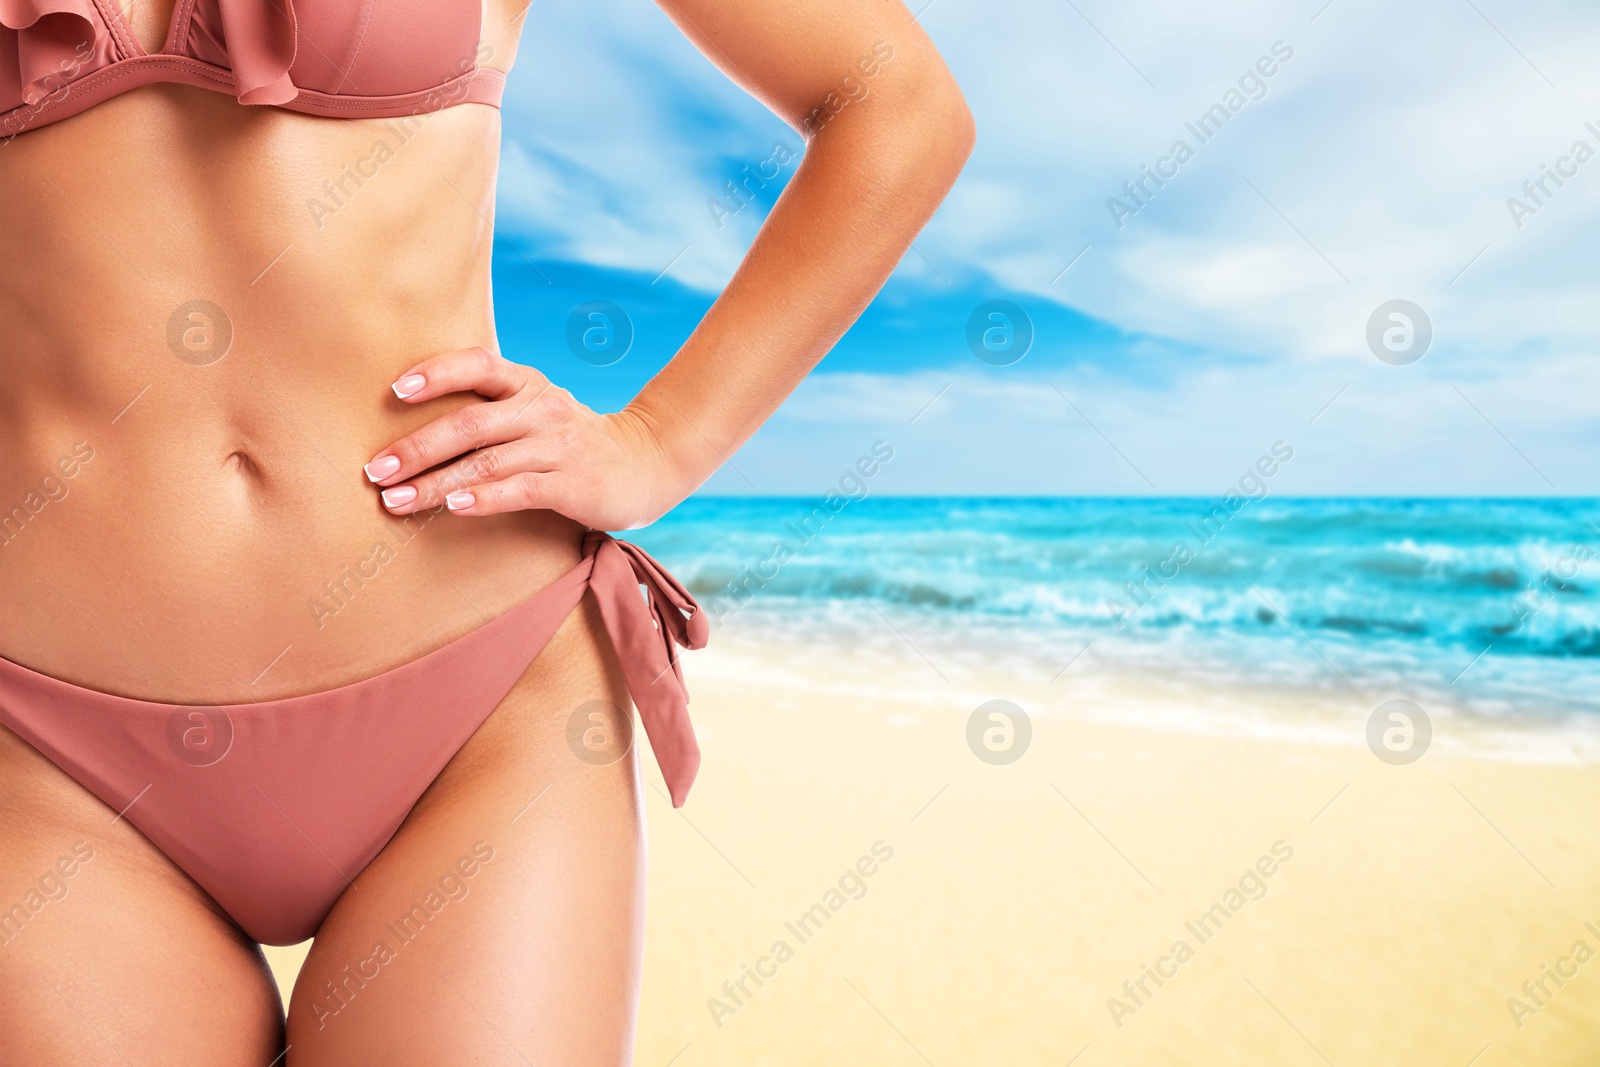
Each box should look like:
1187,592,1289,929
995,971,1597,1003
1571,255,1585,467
707,349,1600,496
495,0,792,289
951,0,1600,352
491,0,1600,494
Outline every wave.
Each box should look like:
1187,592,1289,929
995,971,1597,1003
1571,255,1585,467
634,497,1600,709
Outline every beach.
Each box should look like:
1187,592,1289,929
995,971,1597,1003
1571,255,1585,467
266,497,1600,1061
265,626,1600,1064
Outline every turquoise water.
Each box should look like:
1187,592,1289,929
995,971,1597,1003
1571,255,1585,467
631,498,1600,719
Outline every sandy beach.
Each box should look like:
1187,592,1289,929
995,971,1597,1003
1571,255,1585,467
265,632,1600,1065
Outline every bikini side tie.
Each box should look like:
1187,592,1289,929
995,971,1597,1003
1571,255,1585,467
582,530,709,807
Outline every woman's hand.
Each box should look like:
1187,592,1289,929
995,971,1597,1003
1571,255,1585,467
361,346,691,531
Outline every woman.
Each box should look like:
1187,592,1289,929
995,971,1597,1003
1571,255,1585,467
0,0,972,1059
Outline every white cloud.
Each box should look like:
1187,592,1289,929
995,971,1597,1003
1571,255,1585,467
495,0,791,289
706,350,1600,496
492,0,1600,493
929,0,1600,363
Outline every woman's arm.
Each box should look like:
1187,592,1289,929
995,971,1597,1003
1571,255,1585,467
363,0,974,529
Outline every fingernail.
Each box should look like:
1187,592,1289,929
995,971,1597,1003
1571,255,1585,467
381,486,418,508
364,455,401,482
446,492,475,511
392,374,426,399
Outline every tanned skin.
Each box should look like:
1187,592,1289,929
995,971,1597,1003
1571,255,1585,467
0,0,972,1060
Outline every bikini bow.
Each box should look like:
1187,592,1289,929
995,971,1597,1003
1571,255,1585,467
583,531,709,807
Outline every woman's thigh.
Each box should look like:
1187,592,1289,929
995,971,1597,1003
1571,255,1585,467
288,593,647,1066
0,726,285,1066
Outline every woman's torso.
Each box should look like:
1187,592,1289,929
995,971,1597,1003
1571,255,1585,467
0,0,581,703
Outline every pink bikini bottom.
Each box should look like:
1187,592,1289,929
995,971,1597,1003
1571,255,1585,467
0,531,707,945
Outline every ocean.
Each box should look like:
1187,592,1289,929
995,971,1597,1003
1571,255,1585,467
631,497,1600,725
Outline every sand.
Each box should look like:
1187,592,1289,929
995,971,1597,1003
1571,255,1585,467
265,633,1600,1065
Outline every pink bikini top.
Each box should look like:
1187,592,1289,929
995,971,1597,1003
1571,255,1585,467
0,0,505,138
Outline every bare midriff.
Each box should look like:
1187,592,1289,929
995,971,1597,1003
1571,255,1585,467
0,43,583,704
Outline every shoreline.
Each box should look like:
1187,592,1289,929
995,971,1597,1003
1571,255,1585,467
694,623,1600,765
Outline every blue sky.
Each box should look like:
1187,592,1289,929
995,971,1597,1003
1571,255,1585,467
489,0,1600,496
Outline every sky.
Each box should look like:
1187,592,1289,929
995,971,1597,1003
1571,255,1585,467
487,0,1600,497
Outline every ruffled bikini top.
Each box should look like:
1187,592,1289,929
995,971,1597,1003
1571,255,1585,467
0,0,505,138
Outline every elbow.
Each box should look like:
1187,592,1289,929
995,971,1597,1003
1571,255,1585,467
936,77,978,171
901,68,976,184
799,58,976,191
